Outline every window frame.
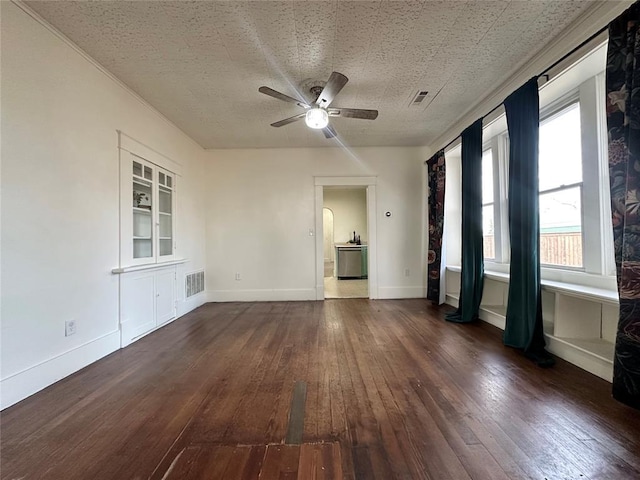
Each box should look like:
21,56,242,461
481,147,496,261
482,130,510,270
538,98,585,271
443,42,616,290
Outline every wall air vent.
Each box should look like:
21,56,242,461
410,90,429,106
185,270,205,298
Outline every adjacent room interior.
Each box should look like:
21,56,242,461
2,1,640,478
323,187,369,299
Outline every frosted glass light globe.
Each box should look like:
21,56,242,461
305,108,329,129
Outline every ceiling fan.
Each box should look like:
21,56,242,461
258,71,378,138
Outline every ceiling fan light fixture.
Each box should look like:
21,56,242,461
259,72,378,136
305,108,329,129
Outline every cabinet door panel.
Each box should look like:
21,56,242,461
156,270,176,325
157,168,175,260
120,148,177,267
121,274,155,347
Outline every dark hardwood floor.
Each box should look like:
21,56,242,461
2,299,639,479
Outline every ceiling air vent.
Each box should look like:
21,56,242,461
410,90,429,106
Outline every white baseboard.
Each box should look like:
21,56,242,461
1,294,206,410
177,291,207,317
544,335,613,382
206,288,317,302
479,308,506,330
122,294,208,348
121,318,156,348
445,294,459,308
207,287,424,302
445,292,612,382
377,286,425,299
1,330,120,410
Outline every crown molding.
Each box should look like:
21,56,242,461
9,0,205,151
428,0,634,153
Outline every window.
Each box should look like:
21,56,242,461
444,42,614,286
482,149,495,260
538,103,583,268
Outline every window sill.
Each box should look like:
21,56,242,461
445,265,618,305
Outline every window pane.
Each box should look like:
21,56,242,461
159,188,172,214
483,204,495,259
482,149,493,205
539,103,582,191
133,161,142,177
159,239,172,256
540,186,582,267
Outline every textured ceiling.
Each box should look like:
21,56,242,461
26,0,600,149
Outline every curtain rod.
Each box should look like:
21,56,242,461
428,22,610,160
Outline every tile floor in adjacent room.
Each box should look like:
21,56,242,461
324,262,368,298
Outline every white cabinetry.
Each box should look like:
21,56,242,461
445,267,618,381
113,133,186,349
120,266,176,347
155,268,177,325
122,152,176,266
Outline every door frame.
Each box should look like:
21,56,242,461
314,176,378,300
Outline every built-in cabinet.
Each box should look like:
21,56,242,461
120,266,177,347
113,132,186,348
445,267,618,381
126,153,175,265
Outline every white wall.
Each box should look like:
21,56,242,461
0,3,207,408
323,188,367,244
204,146,428,301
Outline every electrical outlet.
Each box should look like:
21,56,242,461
404,268,410,277
235,273,241,281
65,320,76,337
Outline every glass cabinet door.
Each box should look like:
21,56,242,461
158,170,174,258
120,146,179,268
132,160,153,259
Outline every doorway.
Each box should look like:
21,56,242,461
323,187,368,298
314,176,378,300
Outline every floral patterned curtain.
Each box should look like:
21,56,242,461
427,149,446,303
607,1,640,409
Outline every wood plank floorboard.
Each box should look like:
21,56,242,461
2,299,640,479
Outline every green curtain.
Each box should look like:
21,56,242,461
607,1,640,409
446,120,484,324
503,78,550,364
427,149,446,303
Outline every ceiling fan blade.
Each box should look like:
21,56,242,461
259,86,310,109
315,72,348,107
270,112,306,127
323,125,338,138
328,107,378,120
